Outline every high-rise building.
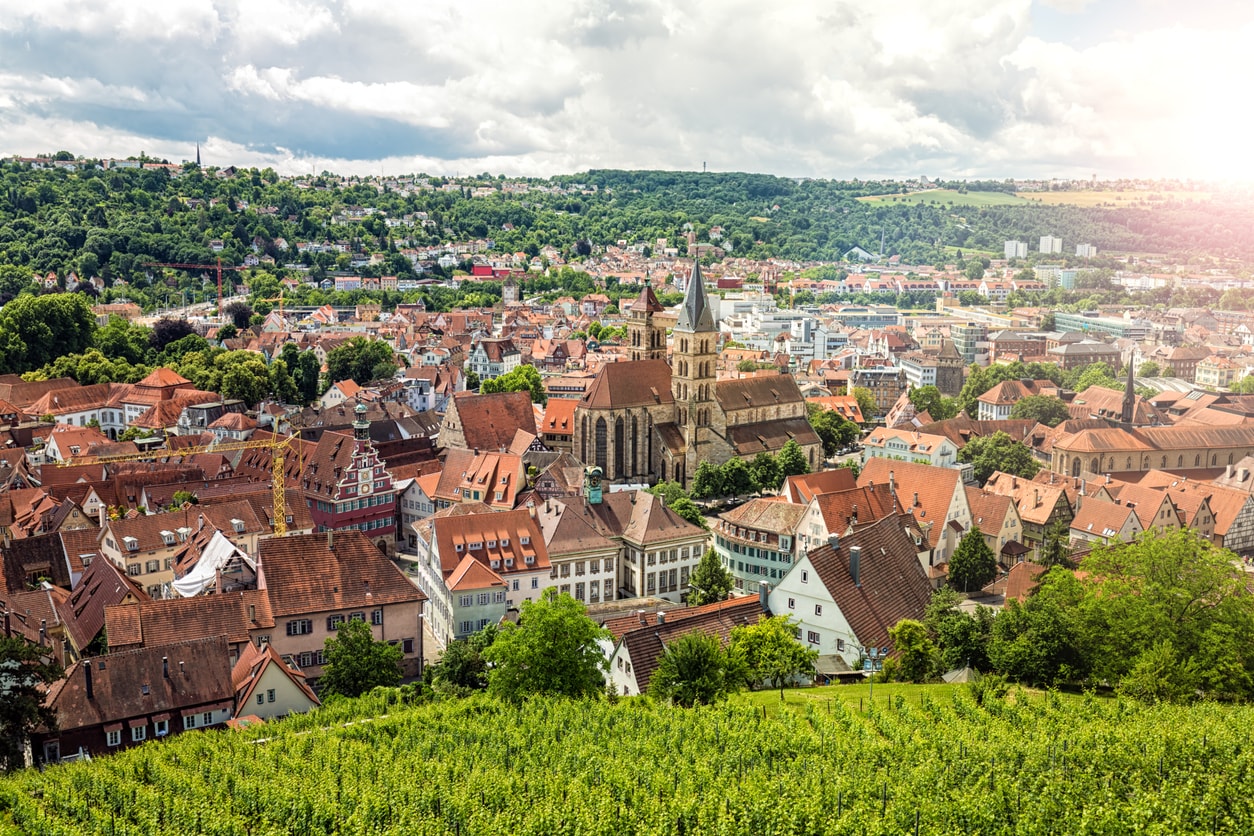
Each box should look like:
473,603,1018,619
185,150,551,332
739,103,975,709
1004,240,1027,259
1039,235,1063,254
1075,243,1097,258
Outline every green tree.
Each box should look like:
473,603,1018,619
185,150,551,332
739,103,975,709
668,497,707,529
479,364,547,404
988,567,1091,687
94,315,152,365
1038,518,1074,568
317,618,404,699
483,589,609,701
0,636,62,771
748,452,782,493
907,385,958,421
958,431,1040,484
648,480,689,507
171,490,198,507
720,457,754,496
1068,361,1120,393
807,402,860,456
465,370,481,391
0,293,96,374
691,461,724,499
948,529,998,593
887,619,938,683
1009,394,1072,427
776,439,810,479
429,627,495,695
730,615,818,697
923,588,993,672
1237,375,1254,395
688,548,734,605
647,632,744,706
325,337,397,385
1138,360,1161,378
851,387,877,421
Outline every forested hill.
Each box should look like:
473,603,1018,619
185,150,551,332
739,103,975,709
2,159,1253,303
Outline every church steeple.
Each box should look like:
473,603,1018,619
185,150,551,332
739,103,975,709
1121,360,1136,426
674,260,715,334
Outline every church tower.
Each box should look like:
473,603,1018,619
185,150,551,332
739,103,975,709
627,278,667,362
671,260,717,484
1121,359,1136,426
934,339,965,397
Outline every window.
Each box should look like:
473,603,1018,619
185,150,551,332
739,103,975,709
801,570,809,583
286,619,313,636
127,563,142,577
267,689,276,703
371,609,383,626
477,593,489,605
807,631,820,644
350,612,366,622
202,712,213,726
257,693,265,706
837,639,846,652
459,595,473,607
512,580,519,591
402,639,414,654
132,725,146,743
183,715,196,731
327,615,344,631
814,604,823,616
787,597,795,609
106,730,121,747
154,719,168,737
531,578,538,589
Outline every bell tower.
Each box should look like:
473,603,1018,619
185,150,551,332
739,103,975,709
671,260,717,485
627,277,667,362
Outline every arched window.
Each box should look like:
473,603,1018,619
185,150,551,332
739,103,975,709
1072,459,1081,477
580,416,589,462
1126,457,1132,470
1162,456,1167,468
1196,454,1201,467
1229,453,1235,465
631,416,639,475
595,417,608,471
1212,454,1218,466
614,417,625,476
1178,455,1184,467
1091,458,1099,473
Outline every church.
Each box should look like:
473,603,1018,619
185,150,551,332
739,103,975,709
573,261,822,487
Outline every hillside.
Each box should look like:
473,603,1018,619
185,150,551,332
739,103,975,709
3,687,1253,834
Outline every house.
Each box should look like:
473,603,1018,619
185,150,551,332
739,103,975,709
33,636,235,764
320,380,363,409
767,513,934,671
860,428,959,468
438,390,537,452
59,555,149,660
1069,497,1143,545
467,338,521,382
976,379,1062,421
106,530,427,679
540,397,577,454
779,469,857,504
534,497,620,606
397,471,441,548
711,498,808,596
858,458,972,568
983,471,1074,558
796,483,902,554
410,505,551,646
605,598,764,696
231,641,320,721
965,488,1024,566
431,449,525,511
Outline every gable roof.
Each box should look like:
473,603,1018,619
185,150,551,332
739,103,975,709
780,469,857,504
448,390,538,451
259,530,425,616
61,553,149,652
617,597,764,692
579,360,674,410
857,458,962,549
803,514,935,650
812,484,900,533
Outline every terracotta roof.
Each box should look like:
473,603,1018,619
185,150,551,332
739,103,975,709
535,499,620,558
715,374,805,413
780,469,857,503
435,449,525,509
965,488,1017,535
260,530,425,616
587,491,705,547
445,555,507,592
541,398,577,435
617,597,764,692
727,417,821,456
719,498,807,535
137,367,192,389
232,641,319,709
46,636,234,734
1070,498,1140,540
858,458,962,549
2,532,73,594
579,360,674,410
983,472,1071,527
61,553,149,652
1056,424,1254,455
812,484,900,532
431,508,550,578
106,590,273,650
804,514,935,650
449,390,538,451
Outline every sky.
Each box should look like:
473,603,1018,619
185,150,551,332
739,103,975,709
2,0,1253,181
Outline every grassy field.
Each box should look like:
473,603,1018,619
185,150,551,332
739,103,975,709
1017,190,1212,207
858,189,1028,207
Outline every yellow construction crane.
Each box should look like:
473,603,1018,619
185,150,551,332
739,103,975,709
57,434,302,536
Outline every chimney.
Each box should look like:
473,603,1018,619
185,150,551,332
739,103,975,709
327,529,334,552
1012,477,1018,490
849,545,862,587
1226,464,1234,479
197,514,204,532
1034,488,1040,508
1105,474,1110,484
889,471,895,494
637,609,646,626
84,660,93,700
162,656,169,679
828,533,840,551
656,611,666,625
39,619,46,646
758,582,771,611
851,504,858,522
179,661,186,677
913,491,920,508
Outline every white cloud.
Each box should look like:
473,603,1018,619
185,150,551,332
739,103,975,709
0,0,1251,178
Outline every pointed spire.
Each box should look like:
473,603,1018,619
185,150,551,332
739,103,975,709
674,260,715,333
195,142,201,168
1122,359,1136,425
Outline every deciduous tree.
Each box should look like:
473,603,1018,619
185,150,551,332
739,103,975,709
958,431,1040,484
648,632,744,706
318,619,404,699
948,529,998,592
0,637,62,771
483,589,609,701
688,548,733,605
1009,394,1071,427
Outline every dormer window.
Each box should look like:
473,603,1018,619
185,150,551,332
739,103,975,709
469,541,483,550
69,446,81,455
455,543,464,552
501,538,509,547
486,540,496,548
160,530,175,546
124,536,139,552
520,536,530,545
231,519,245,534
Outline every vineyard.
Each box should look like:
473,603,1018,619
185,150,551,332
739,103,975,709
3,688,1253,834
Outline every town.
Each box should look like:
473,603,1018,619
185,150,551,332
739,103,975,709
1,161,1253,773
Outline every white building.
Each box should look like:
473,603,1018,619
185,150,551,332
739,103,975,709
1075,243,1098,258
1004,240,1027,259
1039,235,1063,254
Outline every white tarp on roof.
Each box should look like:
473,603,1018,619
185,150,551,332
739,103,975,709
172,530,255,598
